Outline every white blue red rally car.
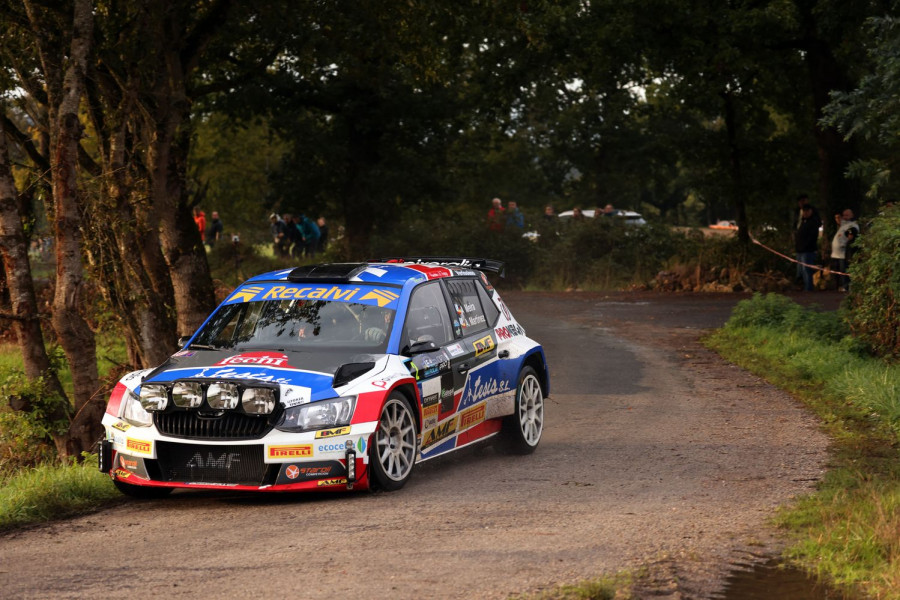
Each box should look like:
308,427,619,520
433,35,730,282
99,258,548,496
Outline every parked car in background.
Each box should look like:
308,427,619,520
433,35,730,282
558,208,646,225
100,258,548,496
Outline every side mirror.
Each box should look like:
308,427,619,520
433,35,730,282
407,340,439,355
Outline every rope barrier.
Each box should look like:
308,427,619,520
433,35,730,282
748,233,850,277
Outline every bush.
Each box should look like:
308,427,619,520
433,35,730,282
0,370,69,474
847,204,900,360
727,293,851,343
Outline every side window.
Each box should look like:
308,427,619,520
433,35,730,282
446,279,489,337
402,282,453,350
476,282,500,326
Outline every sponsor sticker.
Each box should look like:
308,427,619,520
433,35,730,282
422,417,457,450
423,404,439,430
126,438,152,456
495,323,525,341
461,374,512,409
112,421,131,432
115,469,132,479
215,352,295,369
458,403,486,430
317,478,348,487
119,456,138,470
315,426,351,439
285,465,301,480
279,384,312,408
446,343,465,357
268,444,313,459
473,334,495,357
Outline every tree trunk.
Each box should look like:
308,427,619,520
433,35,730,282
41,0,104,456
148,117,216,336
0,118,71,456
722,91,750,246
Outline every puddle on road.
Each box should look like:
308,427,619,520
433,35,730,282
714,559,855,600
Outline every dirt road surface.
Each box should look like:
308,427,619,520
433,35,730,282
0,292,835,599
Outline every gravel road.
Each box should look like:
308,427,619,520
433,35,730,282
0,291,834,599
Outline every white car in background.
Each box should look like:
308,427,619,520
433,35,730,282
558,209,646,225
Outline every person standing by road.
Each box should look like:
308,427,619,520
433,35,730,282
830,209,859,292
795,204,821,291
487,197,505,231
505,201,524,229
317,217,329,253
269,213,289,257
206,211,224,247
193,207,206,242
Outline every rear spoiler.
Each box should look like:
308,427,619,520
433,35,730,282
373,257,505,277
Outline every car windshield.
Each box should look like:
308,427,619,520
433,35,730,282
192,298,395,353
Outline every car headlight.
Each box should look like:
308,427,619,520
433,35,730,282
276,396,356,432
172,381,203,408
242,387,276,415
207,382,240,410
139,384,168,412
124,388,154,427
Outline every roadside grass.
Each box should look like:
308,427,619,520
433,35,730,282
0,455,120,532
705,294,900,599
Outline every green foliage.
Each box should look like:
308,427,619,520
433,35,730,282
846,204,900,360
727,293,851,343
0,454,121,532
0,370,70,472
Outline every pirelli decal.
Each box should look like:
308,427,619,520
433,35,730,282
125,438,152,456
268,444,313,459
458,403,486,431
315,427,351,439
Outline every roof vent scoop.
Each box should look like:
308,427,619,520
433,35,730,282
287,263,368,283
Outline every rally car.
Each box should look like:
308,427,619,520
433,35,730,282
99,258,548,496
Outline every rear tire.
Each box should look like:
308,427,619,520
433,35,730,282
498,366,544,454
369,394,417,491
114,479,174,499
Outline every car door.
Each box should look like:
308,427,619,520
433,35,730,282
401,282,457,453
443,278,508,425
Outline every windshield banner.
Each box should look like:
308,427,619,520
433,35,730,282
225,283,400,309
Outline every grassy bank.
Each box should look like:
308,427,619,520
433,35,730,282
705,293,900,598
0,456,121,532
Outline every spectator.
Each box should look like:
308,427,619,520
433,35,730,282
206,211,223,247
193,207,206,242
542,205,556,221
601,204,616,217
269,213,289,257
830,209,859,292
795,204,821,291
298,214,321,258
505,201,524,229
487,197,505,231
282,214,303,258
572,207,586,222
317,217,329,252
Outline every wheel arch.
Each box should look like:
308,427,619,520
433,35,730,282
387,382,421,433
521,349,550,398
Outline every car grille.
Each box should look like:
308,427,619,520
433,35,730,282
154,441,267,486
154,411,272,440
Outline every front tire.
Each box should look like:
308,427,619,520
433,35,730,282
369,394,418,491
498,366,544,454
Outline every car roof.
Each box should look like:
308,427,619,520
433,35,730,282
243,259,500,288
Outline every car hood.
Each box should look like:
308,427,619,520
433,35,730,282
141,349,388,403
